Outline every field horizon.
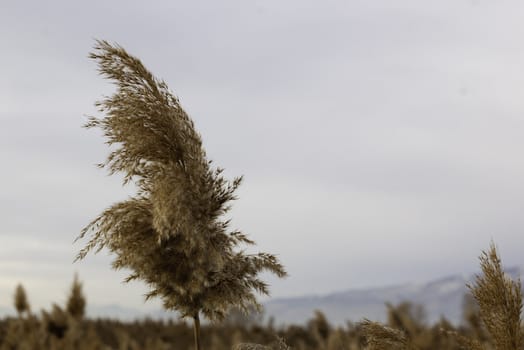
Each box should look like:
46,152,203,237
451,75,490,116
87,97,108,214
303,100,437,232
1,266,521,326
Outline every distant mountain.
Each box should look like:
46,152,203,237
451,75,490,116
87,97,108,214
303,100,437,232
0,304,178,322
0,306,11,319
87,304,179,321
87,304,148,321
263,267,524,326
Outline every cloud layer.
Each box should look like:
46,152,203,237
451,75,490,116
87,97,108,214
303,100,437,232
2,0,524,313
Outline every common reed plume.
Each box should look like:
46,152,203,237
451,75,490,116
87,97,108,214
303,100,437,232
75,40,286,350
66,274,86,320
440,329,484,350
360,319,414,350
14,283,30,317
466,242,523,350
234,337,291,350
359,242,523,350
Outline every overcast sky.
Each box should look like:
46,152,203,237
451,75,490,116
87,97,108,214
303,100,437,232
2,0,524,315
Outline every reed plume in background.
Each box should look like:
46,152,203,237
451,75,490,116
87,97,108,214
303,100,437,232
360,319,414,350
466,243,523,350
360,243,524,350
66,274,86,321
75,40,286,350
13,284,30,318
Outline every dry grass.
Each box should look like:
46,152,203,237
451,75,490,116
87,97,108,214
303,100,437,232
233,337,291,350
466,242,523,350
76,39,287,350
358,242,523,350
360,319,414,350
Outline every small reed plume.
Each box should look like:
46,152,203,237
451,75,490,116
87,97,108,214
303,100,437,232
466,242,523,350
360,319,414,350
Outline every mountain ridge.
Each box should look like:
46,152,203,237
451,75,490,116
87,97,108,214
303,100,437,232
263,267,523,326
